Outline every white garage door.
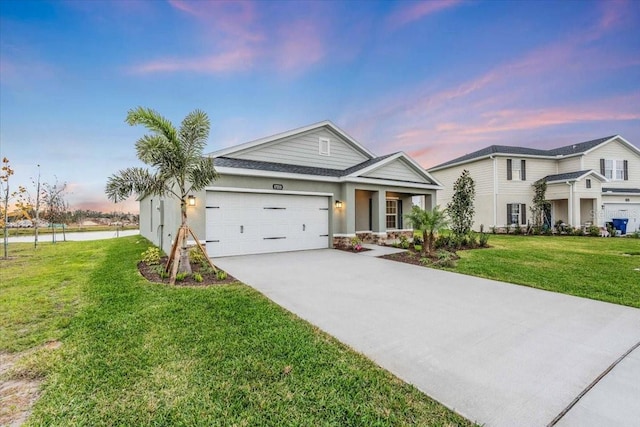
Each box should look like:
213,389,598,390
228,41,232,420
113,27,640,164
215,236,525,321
603,203,640,234
206,191,330,257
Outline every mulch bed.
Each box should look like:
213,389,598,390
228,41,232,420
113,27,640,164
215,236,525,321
378,250,459,266
138,257,237,286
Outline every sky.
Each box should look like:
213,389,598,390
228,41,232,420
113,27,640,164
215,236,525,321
1,0,639,214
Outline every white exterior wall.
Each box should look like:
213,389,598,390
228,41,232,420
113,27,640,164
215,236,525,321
557,156,581,173
583,140,640,188
229,128,369,169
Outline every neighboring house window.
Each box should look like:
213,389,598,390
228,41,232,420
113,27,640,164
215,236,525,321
386,199,398,229
586,179,591,189
507,203,526,225
600,159,628,181
319,137,330,156
507,159,526,181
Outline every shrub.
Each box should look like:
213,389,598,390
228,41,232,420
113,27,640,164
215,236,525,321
175,272,188,282
513,225,523,235
467,232,478,248
490,226,497,235
216,270,228,281
193,273,203,283
434,250,456,268
153,265,169,279
479,232,490,247
505,224,512,234
412,236,423,247
419,257,431,266
189,247,207,264
434,234,454,250
141,247,162,265
587,225,601,237
573,227,585,236
397,234,410,249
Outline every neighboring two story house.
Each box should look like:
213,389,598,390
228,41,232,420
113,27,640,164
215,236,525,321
428,135,640,234
140,121,441,257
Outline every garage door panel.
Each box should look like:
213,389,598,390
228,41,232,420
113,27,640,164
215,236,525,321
206,191,330,257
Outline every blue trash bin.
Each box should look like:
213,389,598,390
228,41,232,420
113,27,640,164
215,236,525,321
612,218,629,235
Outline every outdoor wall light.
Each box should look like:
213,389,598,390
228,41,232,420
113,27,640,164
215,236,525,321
335,200,343,208
187,195,196,207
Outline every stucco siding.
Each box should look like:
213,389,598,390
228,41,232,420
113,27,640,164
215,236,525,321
229,128,369,169
583,140,640,188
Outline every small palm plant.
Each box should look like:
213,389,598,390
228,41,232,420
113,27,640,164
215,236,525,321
106,107,218,284
404,205,449,256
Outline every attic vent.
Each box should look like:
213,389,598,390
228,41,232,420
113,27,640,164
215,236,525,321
319,137,330,156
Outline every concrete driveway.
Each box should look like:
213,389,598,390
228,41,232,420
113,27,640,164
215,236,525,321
215,249,640,427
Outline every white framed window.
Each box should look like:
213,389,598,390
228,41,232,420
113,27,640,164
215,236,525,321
386,199,398,229
507,159,526,181
319,137,330,156
586,179,591,189
604,159,626,181
507,203,526,225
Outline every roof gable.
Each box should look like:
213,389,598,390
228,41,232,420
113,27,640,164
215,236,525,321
209,121,373,170
351,153,441,185
542,170,607,184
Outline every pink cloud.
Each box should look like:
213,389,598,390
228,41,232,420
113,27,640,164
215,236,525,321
130,48,256,74
275,19,325,72
387,0,462,30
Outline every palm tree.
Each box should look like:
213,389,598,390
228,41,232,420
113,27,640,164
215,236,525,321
404,205,448,256
106,107,218,281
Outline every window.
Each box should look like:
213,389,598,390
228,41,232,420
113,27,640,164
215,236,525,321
386,199,398,229
601,158,628,181
319,137,330,156
507,159,526,181
507,203,526,225
586,179,591,189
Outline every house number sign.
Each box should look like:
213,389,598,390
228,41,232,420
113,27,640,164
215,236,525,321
273,184,284,190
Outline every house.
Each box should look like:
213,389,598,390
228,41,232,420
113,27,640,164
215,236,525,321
140,121,442,257
428,135,640,234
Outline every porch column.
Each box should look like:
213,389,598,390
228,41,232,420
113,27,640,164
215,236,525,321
345,184,356,235
371,190,386,233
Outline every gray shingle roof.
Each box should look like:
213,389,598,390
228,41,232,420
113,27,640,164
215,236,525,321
214,153,399,178
541,170,593,182
430,135,619,170
602,187,640,194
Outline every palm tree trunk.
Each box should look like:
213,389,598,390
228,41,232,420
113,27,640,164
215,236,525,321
422,230,428,257
178,199,192,274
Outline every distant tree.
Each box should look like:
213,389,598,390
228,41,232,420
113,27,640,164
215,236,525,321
106,107,218,283
2,158,29,258
447,170,475,236
42,178,68,243
404,205,449,256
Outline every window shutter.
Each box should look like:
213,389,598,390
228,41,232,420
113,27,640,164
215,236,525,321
624,160,629,180
521,204,527,225
507,204,513,224
398,200,403,229
600,158,605,175
507,159,513,180
521,160,526,181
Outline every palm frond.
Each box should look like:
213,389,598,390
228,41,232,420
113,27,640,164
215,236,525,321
105,167,166,203
187,157,218,193
179,109,210,157
135,134,171,166
126,107,178,144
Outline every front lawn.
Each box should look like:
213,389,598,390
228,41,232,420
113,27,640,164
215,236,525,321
0,237,473,426
452,235,640,308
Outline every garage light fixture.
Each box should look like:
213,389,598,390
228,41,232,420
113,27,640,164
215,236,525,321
335,200,343,209
187,195,196,207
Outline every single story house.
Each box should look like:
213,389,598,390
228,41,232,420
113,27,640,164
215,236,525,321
140,121,442,257
428,135,640,233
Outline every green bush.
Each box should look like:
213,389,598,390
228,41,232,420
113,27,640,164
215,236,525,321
397,234,410,249
434,250,456,268
573,227,585,236
216,270,228,281
479,232,490,247
189,247,207,264
193,273,203,283
175,272,188,282
141,247,162,265
587,225,601,237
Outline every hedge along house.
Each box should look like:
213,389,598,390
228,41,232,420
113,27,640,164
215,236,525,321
139,121,442,257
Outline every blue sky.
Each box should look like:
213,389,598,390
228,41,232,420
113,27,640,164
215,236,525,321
1,0,639,213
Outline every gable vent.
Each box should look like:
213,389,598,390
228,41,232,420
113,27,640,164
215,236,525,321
319,137,330,156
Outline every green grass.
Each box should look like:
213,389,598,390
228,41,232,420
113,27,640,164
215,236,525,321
3,224,138,237
452,235,640,308
1,238,472,426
